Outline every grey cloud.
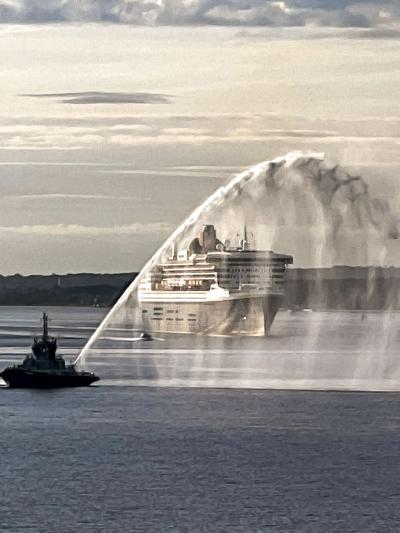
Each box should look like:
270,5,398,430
21,91,172,105
235,24,400,40
0,222,174,236
260,129,338,138
0,0,399,28
347,26,400,38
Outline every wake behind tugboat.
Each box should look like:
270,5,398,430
0,313,99,388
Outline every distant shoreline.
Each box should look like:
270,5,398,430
0,267,399,309
0,272,136,308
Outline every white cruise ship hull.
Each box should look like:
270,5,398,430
140,295,281,336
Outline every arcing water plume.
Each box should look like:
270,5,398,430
205,152,398,268
76,151,400,387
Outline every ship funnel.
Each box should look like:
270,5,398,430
199,224,217,253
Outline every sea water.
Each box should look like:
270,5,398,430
1,307,400,532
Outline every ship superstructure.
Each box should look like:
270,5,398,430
138,225,293,336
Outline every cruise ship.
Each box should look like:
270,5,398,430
138,225,293,336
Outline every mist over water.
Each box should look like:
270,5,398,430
77,152,400,390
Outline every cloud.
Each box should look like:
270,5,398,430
344,26,400,38
0,0,399,28
2,193,139,200
21,91,172,105
0,222,174,236
235,24,400,40
2,114,400,151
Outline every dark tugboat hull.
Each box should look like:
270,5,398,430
0,368,99,389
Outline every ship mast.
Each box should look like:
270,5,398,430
242,224,248,250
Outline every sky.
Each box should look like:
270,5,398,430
0,0,400,274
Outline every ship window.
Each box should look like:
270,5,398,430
188,313,196,317
167,310,174,313
154,307,163,311
166,318,173,321
142,310,148,314
176,318,184,321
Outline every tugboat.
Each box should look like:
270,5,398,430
0,313,99,388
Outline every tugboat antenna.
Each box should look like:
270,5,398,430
42,312,48,339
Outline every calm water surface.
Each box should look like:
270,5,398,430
1,307,400,532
